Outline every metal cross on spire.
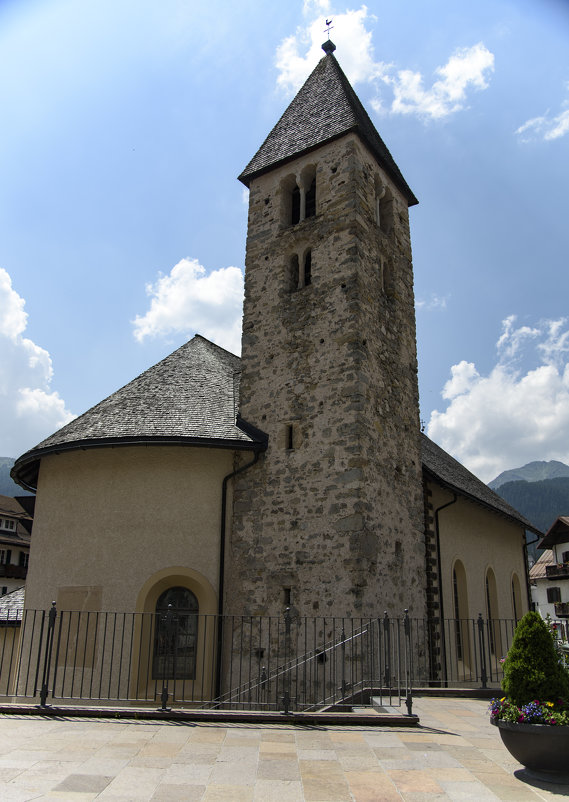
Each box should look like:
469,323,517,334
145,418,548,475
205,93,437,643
324,18,334,39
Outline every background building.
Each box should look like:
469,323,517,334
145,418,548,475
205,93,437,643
0,495,32,596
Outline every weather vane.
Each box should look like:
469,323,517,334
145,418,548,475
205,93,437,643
324,18,334,39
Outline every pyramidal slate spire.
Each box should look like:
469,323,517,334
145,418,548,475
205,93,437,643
239,40,417,206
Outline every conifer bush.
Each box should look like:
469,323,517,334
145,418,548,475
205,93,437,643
501,611,569,707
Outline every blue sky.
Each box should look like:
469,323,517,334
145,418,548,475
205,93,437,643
1,0,568,482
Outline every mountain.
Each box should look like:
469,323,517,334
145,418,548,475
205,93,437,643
489,460,569,490
0,457,33,496
488,461,569,563
495,477,569,553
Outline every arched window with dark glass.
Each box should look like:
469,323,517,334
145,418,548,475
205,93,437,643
512,573,522,622
485,568,500,656
153,587,199,680
452,559,470,667
291,184,301,225
305,177,316,218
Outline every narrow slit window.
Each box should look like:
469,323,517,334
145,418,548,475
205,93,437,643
283,587,291,606
303,251,312,286
379,187,393,234
290,254,300,291
286,424,294,450
375,181,384,227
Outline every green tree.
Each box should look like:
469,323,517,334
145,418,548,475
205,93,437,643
502,611,569,706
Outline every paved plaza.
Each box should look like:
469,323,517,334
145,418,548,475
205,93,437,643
0,697,567,800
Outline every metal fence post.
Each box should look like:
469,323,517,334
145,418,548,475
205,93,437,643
282,607,291,714
39,602,57,707
159,604,175,711
477,613,488,689
341,622,347,700
403,609,413,716
383,611,391,689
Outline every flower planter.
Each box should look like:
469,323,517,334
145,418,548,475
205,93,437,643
491,717,569,783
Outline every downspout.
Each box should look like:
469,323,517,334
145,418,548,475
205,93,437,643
433,493,457,687
215,448,262,700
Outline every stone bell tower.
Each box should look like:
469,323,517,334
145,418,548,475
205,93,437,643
227,41,426,620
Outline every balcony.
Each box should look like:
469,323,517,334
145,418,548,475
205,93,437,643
555,602,569,618
0,564,27,579
546,563,569,579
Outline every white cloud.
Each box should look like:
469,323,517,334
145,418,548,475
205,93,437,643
276,7,385,96
416,293,448,311
275,6,494,120
427,316,569,483
516,86,569,142
132,258,244,355
495,314,540,362
389,43,494,120
0,268,75,459
303,0,331,14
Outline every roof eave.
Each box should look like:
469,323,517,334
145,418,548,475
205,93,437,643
422,466,542,536
12,433,269,493
238,130,355,187
239,128,419,207
537,517,569,549
538,533,569,549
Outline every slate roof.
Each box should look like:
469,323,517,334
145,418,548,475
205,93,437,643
421,434,541,534
238,45,418,206
0,495,32,522
0,587,25,622
11,330,535,537
0,494,32,545
12,336,267,491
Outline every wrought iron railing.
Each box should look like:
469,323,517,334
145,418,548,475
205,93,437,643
0,607,548,712
554,603,569,619
546,563,569,579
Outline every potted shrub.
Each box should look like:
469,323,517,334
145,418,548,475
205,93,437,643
490,611,569,783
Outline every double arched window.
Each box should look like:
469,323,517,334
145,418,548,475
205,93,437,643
374,177,393,234
282,166,316,227
290,249,312,291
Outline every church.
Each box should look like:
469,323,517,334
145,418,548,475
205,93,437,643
11,41,536,697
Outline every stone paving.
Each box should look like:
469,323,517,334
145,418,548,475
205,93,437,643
0,697,567,800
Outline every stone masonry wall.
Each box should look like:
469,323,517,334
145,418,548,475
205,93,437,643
227,133,426,621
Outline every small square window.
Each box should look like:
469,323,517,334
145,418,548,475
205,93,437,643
547,586,561,603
